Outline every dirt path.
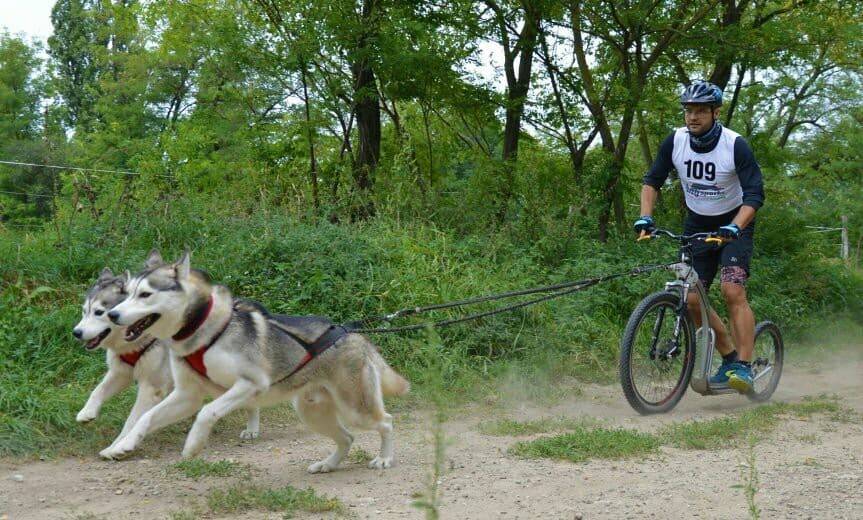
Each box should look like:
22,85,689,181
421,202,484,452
2,356,862,520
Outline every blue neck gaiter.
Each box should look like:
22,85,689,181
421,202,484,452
689,121,722,153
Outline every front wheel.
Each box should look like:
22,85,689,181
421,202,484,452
747,321,784,402
619,291,696,415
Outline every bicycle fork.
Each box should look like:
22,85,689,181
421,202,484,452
663,263,731,396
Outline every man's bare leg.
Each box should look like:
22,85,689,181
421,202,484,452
721,282,755,361
686,290,735,355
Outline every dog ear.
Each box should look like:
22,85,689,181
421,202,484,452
145,249,164,269
120,270,131,284
175,250,191,279
98,267,114,282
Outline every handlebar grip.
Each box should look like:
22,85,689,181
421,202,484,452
637,231,652,242
705,237,725,245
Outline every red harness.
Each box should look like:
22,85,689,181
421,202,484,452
118,338,157,367
175,296,228,379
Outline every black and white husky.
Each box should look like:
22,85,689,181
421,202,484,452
102,250,410,473
73,267,260,454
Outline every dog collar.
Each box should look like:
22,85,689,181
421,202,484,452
119,338,157,367
172,295,214,341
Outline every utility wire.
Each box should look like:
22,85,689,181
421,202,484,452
0,160,174,180
0,189,54,199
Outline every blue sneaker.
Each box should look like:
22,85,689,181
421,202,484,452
709,360,737,385
727,364,754,394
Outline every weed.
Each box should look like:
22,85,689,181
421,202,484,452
660,397,848,450
170,458,245,479
348,447,374,465
412,327,450,520
167,511,198,520
510,426,661,463
734,436,761,520
478,416,599,436
207,484,343,517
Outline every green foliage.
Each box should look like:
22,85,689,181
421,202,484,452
1,195,861,456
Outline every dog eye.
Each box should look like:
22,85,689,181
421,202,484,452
95,310,104,316
139,292,152,299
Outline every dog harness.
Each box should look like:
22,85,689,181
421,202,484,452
177,295,347,383
271,321,348,385
118,338,157,367
177,295,228,379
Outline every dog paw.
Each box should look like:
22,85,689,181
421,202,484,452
307,460,338,474
368,456,393,470
99,434,138,460
239,429,260,441
181,442,204,460
99,445,131,461
76,408,98,423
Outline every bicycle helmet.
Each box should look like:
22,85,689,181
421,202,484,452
680,80,723,107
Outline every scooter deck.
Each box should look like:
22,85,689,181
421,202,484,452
702,381,752,395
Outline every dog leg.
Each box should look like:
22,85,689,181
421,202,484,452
364,364,396,469
181,379,262,459
106,382,162,450
295,389,353,474
77,367,132,423
368,412,395,470
100,388,202,460
330,361,396,469
240,407,261,440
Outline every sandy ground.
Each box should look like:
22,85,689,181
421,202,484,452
1,353,862,520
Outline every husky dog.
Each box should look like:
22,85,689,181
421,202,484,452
73,268,261,451
101,250,409,472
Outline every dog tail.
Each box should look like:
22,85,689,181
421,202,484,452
373,353,410,397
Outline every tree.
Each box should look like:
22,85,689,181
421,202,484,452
48,0,102,130
567,0,719,241
0,33,54,220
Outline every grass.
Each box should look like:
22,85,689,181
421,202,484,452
0,205,860,459
509,426,661,463
348,447,374,465
206,483,344,517
478,416,599,436
660,396,851,450
503,395,854,464
170,458,246,479
167,511,198,520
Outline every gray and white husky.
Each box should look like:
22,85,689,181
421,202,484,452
73,268,261,453
101,250,409,473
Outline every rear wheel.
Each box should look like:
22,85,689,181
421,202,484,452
747,321,784,402
619,291,696,414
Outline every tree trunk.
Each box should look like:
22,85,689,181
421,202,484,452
636,109,652,166
351,0,381,217
301,66,319,209
708,0,741,90
724,63,746,127
421,101,434,188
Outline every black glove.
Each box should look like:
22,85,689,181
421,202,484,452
633,215,656,235
717,223,740,240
